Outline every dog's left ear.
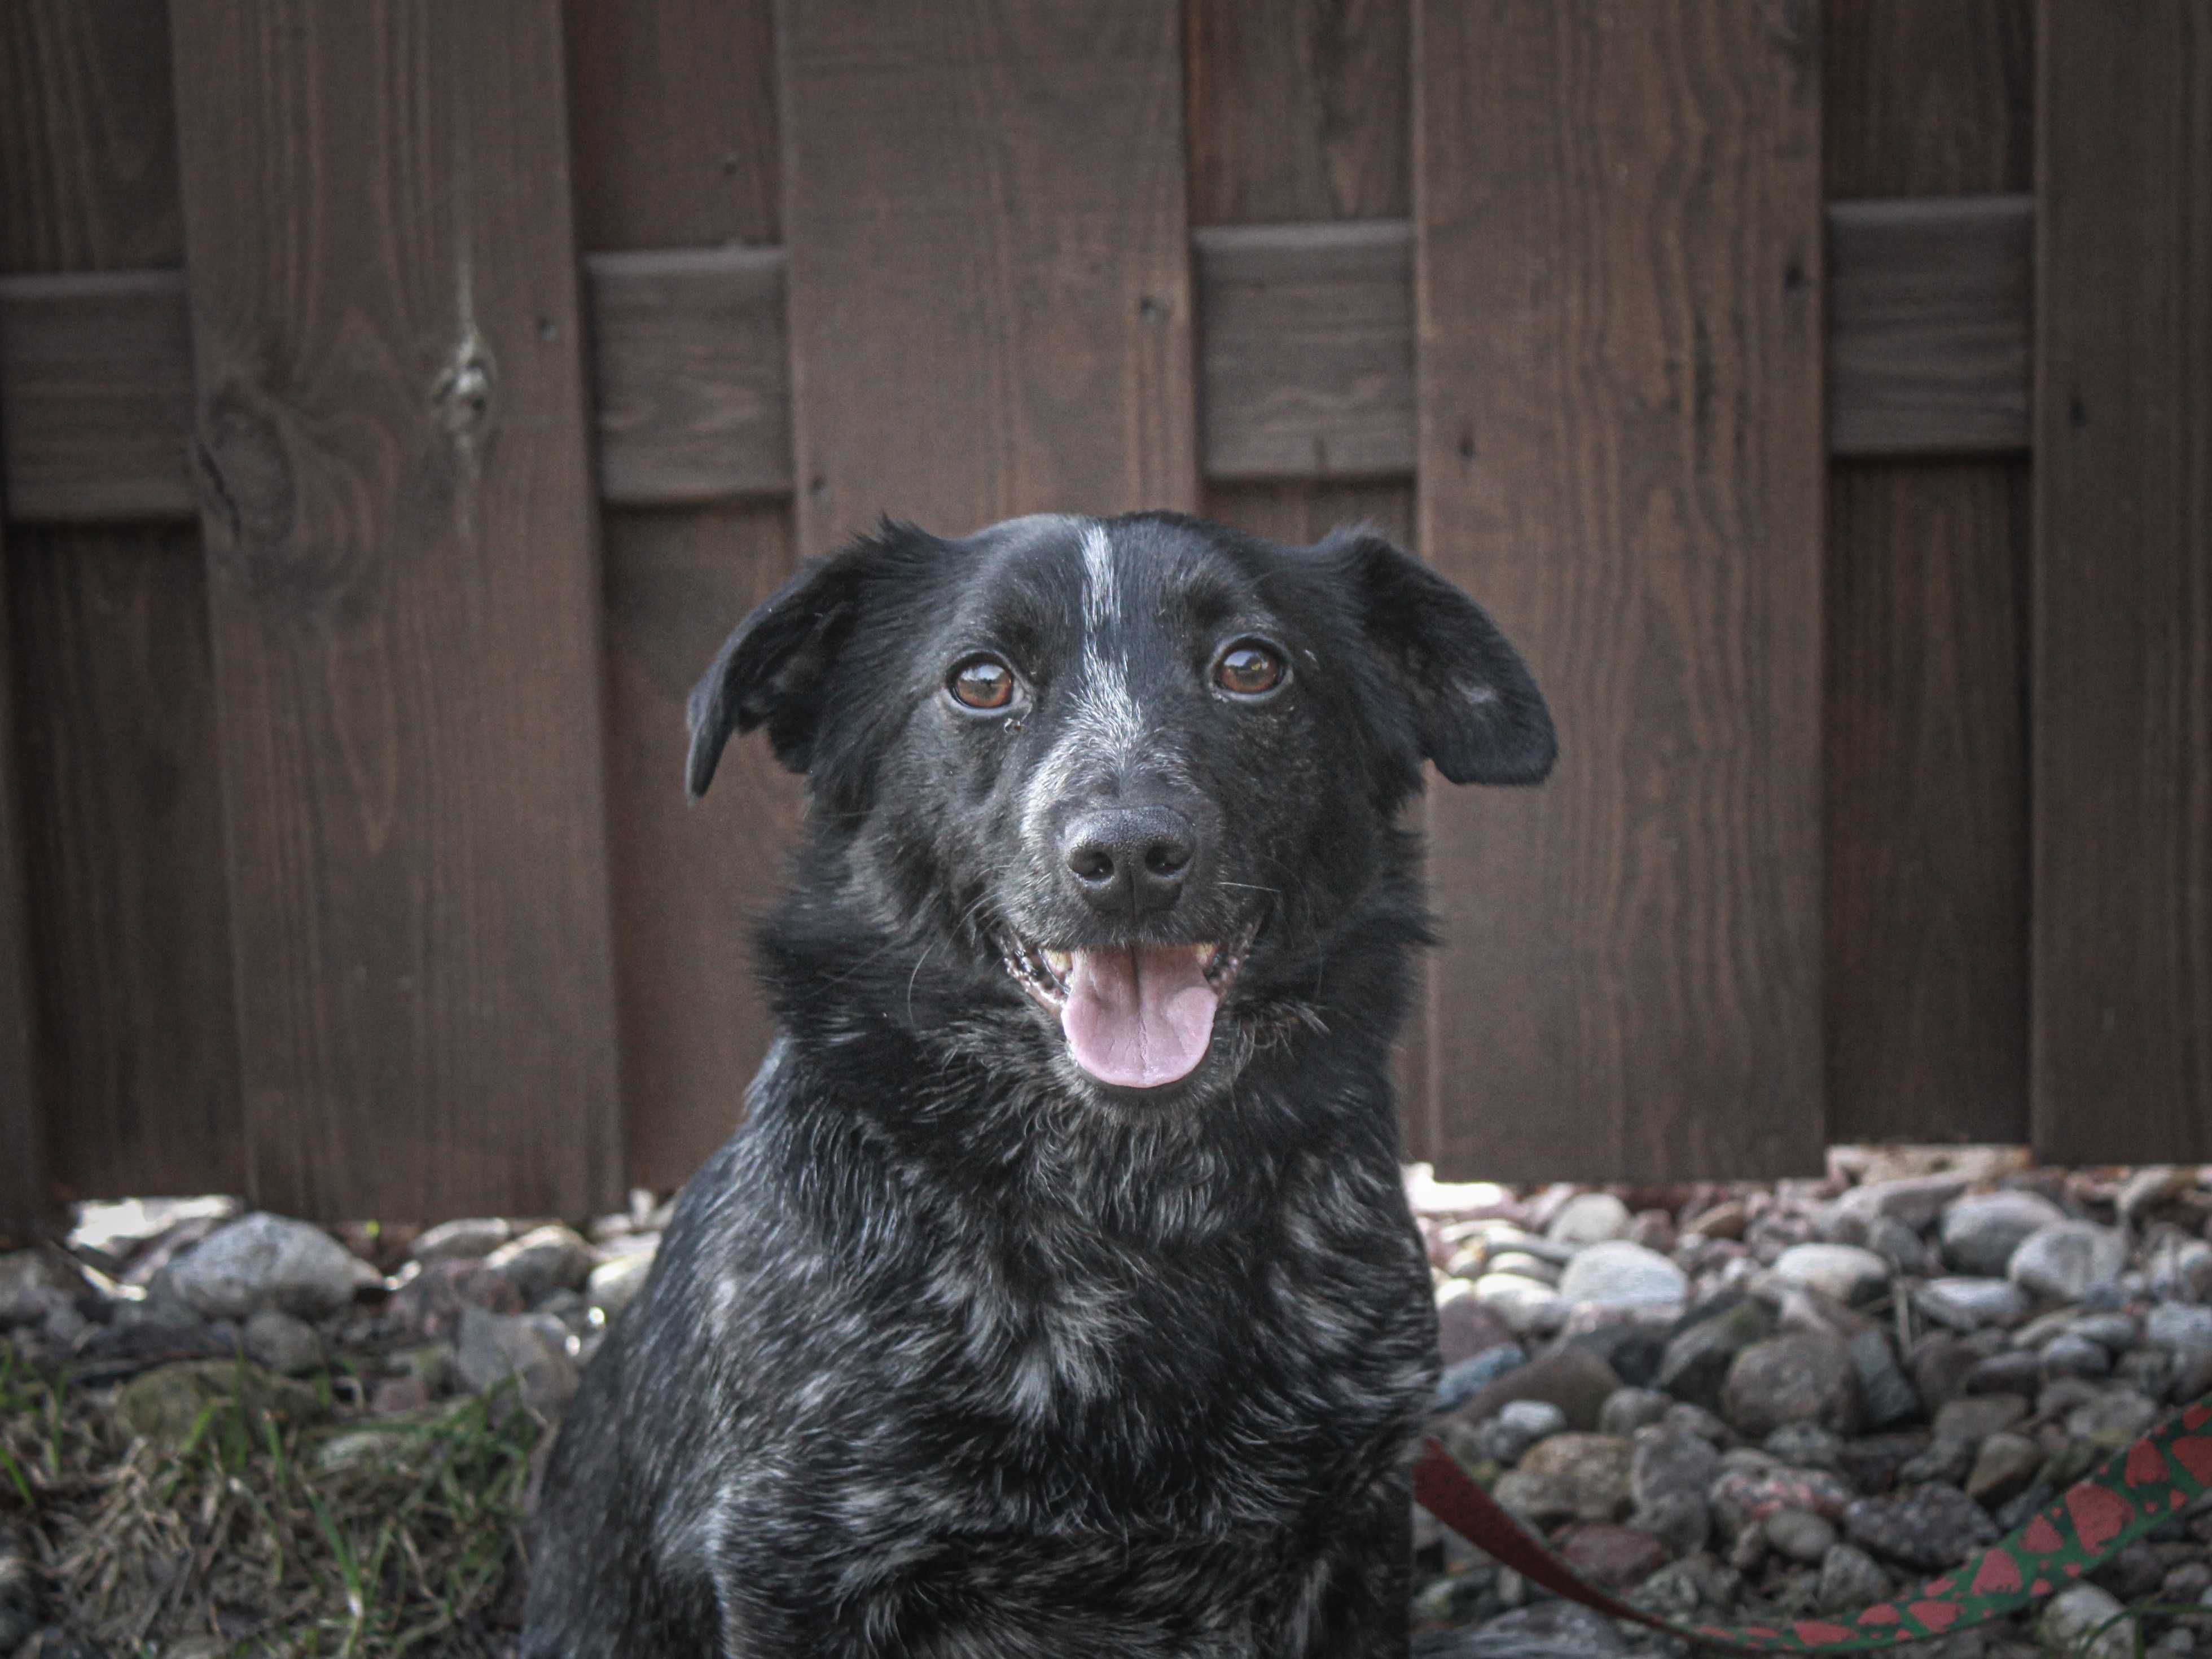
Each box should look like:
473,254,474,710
686,529,899,797
1327,529,1556,786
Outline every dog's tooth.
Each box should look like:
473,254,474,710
1042,949,1072,978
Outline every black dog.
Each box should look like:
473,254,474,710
524,512,1553,1657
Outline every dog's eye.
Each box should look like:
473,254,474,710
949,656,1016,710
1214,643,1285,697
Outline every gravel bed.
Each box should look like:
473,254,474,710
1,1149,2209,1655
1408,1149,2212,1657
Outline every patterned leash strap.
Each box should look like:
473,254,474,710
1414,1394,2212,1653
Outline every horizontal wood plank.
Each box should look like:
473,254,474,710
1195,219,1414,479
585,246,790,506
3,198,2039,524
0,269,195,520
1828,194,2033,457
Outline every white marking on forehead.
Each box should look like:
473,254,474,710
1080,521,1118,634
1071,663,1144,754
1016,517,1181,839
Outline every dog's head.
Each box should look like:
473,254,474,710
687,513,1552,1108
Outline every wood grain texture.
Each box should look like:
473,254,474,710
603,506,801,1191
1186,0,1410,225
169,0,622,1219
0,270,195,520
564,0,780,252
1824,0,2031,200
1827,463,2027,1143
778,0,1196,549
4,203,2048,524
565,0,795,1195
9,529,247,1204
0,1,183,273
1822,0,2032,1151
586,248,791,506
1827,195,2031,458
0,516,44,1232
1415,1,1826,1182
1195,221,1414,481
2031,1,2212,1166
0,0,247,1212
1185,0,1425,1161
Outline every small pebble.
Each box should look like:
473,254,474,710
2040,1583,2135,1659
241,1307,323,1376
2040,1332,2113,1379
1763,1507,1836,1565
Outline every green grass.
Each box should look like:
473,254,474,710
0,1350,541,1657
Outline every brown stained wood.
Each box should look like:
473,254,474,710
564,0,792,1193
169,0,622,1219
9,529,247,1203
5,202,2052,525
564,0,780,251
1415,1,1825,1183
1828,195,2031,458
587,249,791,506
0,270,195,521
778,0,1196,550
1824,0,2031,199
2031,1,2212,1166
1186,0,1410,225
1184,0,1428,1163
1821,0,2033,1152
0,518,44,1232
0,2,183,273
1195,221,1414,481
603,506,800,1192
1827,463,2027,1144
0,0,245,1212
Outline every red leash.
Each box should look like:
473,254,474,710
1412,1394,2212,1652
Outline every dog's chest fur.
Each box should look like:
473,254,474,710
703,1083,1428,1520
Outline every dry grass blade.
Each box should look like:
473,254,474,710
1,1355,541,1657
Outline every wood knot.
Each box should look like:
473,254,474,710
191,390,295,555
432,331,497,441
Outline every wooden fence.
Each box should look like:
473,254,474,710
0,1,2205,1226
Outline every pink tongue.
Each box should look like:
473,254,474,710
1060,946,1219,1089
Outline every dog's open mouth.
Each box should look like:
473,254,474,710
1003,932,1253,1090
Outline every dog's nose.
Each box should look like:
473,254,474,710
1061,807,1194,915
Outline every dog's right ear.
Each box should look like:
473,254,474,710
1323,527,1556,787
686,534,887,798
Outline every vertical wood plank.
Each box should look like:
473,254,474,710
11,532,248,1204
1823,0,2032,1147
0,0,246,1206
602,506,800,1190
1187,0,1410,225
0,516,43,1234
169,0,622,1219
0,1,183,274
2032,1,2212,1165
564,0,782,253
565,0,797,1191
1186,0,1432,1158
1414,1,1825,1182
779,0,1196,550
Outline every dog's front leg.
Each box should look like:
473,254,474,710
1279,1467,1415,1658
